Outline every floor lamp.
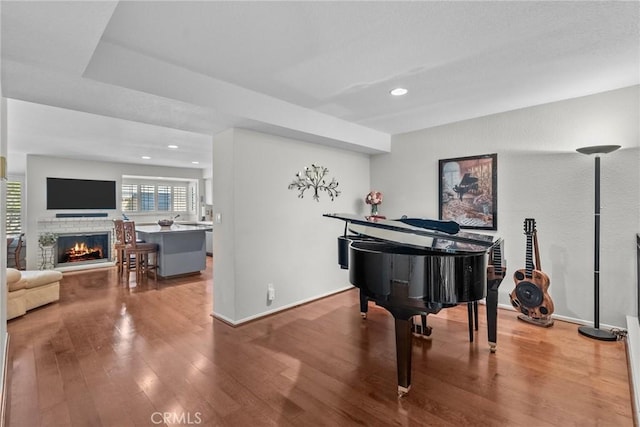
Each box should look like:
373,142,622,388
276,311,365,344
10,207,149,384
576,144,621,341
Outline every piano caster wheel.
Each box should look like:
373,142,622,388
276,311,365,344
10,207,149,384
489,343,497,353
361,312,367,319
397,385,410,397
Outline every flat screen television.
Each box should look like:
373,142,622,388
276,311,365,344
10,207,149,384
47,177,116,210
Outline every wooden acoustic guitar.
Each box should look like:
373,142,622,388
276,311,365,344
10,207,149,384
509,218,554,326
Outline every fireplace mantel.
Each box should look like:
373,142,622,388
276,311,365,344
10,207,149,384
37,217,117,272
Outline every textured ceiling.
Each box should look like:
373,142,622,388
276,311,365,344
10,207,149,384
2,1,639,174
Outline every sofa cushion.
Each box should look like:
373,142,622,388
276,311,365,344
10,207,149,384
7,268,21,283
19,270,63,289
6,268,26,292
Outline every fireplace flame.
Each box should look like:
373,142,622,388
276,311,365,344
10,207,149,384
56,233,109,266
64,241,103,262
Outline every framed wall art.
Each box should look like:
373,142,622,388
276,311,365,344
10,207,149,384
439,153,497,230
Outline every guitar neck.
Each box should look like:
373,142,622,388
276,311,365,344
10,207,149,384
525,235,534,278
534,230,542,270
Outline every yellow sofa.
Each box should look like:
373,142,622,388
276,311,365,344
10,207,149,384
6,268,62,320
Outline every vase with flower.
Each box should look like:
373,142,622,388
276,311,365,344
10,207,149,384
365,191,383,217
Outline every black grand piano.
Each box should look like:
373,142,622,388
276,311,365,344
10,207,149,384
324,213,505,396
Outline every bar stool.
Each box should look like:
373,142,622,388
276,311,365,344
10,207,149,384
122,221,159,286
114,220,149,277
113,220,127,276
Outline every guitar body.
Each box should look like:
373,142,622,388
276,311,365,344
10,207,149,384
509,219,554,324
510,268,554,319
513,268,550,291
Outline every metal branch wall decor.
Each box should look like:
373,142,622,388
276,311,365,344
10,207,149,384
288,164,340,202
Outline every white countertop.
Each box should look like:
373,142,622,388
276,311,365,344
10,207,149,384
136,224,211,234
194,221,213,226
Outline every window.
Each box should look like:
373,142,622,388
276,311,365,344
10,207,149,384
140,185,155,211
190,185,197,212
122,184,138,212
174,186,187,212
6,181,22,234
157,185,171,211
121,180,195,214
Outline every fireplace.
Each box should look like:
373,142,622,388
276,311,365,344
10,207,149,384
56,232,110,267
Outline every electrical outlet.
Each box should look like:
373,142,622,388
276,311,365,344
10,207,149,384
267,284,275,301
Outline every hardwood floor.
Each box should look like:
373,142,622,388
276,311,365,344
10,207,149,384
6,259,635,426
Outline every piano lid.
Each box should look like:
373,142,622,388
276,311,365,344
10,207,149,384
324,213,500,254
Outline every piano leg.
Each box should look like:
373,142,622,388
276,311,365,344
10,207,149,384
467,302,474,342
474,301,479,331
395,317,412,396
359,289,368,319
486,281,499,353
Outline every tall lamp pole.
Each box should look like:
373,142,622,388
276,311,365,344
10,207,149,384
576,144,620,341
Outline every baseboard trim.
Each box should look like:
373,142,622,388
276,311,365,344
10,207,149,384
496,302,625,330
211,285,354,326
625,316,640,427
212,295,628,330
0,333,10,427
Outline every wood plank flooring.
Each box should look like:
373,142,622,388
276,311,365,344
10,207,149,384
6,259,635,426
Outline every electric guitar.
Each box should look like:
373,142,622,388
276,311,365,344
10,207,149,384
510,218,554,320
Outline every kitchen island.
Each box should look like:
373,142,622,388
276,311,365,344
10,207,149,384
135,224,209,278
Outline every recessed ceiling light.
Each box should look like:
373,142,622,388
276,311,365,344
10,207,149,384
191,161,200,165
390,87,408,96
141,156,151,160
168,144,179,149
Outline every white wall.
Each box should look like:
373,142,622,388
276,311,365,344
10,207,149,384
212,129,237,321
372,85,640,328
0,8,8,397
25,155,203,270
1,95,7,396
212,128,370,323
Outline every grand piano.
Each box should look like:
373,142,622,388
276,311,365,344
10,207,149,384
325,213,505,396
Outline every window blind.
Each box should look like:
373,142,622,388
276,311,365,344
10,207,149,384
6,181,22,234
